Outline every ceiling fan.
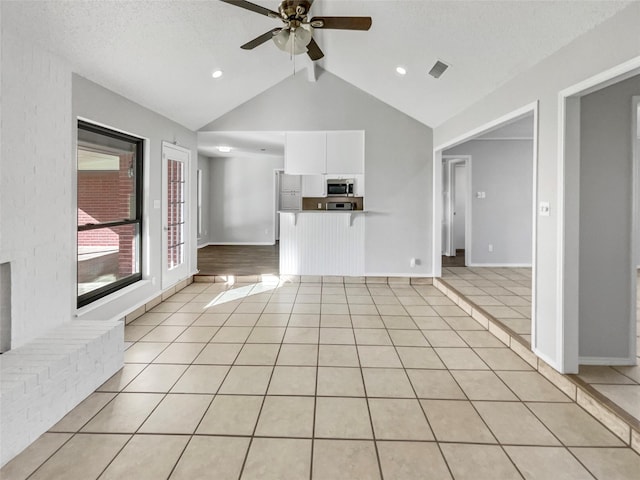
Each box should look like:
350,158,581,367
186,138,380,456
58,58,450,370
220,0,372,61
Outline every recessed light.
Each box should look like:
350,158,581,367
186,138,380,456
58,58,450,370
395,66,407,76
217,146,232,153
212,70,223,79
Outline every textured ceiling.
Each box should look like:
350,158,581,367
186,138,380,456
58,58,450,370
198,131,285,158
1,1,631,131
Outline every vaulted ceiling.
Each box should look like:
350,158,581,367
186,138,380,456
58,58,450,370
1,1,631,131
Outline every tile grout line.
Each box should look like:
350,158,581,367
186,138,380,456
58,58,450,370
235,280,295,479
14,276,639,479
370,282,463,480
437,275,640,449
96,282,248,479
350,288,385,480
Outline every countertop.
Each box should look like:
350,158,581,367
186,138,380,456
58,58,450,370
279,210,367,213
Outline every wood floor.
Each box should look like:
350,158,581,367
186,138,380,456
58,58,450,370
442,249,466,267
197,244,279,276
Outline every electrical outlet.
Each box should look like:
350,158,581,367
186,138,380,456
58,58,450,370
317,203,322,209
488,244,493,252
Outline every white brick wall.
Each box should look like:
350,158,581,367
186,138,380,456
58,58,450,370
0,30,126,469
0,31,74,349
0,320,123,466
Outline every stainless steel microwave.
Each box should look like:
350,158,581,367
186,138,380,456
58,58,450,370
327,178,354,196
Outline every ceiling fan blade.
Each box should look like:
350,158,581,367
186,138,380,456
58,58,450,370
306,37,324,61
310,16,372,31
219,0,280,19
241,28,282,50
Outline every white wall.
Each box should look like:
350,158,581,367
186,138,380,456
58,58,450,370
73,75,198,320
445,140,533,266
208,155,283,244
434,2,640,372
200,70,433,276
579,74,640,362
0,31,73,348
197,154,211,247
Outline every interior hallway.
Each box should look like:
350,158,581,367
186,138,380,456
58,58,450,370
2,277,639,479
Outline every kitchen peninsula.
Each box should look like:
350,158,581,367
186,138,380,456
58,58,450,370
279,130,366,276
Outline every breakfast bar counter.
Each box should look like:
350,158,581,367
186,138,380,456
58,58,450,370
278,210,365,276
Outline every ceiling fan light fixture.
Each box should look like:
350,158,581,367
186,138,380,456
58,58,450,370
296,25,313,47
224,0,372,61
272,28,290,51
272,26,312,56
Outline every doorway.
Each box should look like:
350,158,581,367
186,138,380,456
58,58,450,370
442,156,471,266
560,74,640,369
433,103,538,348
162,142,191,289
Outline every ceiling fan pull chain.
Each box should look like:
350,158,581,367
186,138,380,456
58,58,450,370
292,34,296,75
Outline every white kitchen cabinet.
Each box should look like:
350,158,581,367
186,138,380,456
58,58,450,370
301,175,325,197
326,131,364,174
353,174,365,197
285,132,326,174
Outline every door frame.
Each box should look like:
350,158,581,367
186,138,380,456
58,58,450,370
273,169,284,244
433,101,539,352
161,141,192,289
442,155,472,264
558,58,640,370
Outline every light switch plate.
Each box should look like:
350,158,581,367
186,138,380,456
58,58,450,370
154,200,161,209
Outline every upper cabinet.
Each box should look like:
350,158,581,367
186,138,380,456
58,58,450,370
285,130,364,175
284,132,326,175
326,131,364,175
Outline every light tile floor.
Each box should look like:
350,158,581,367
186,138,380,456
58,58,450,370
442,266,640,425
442,267,533,344
2,278,640,479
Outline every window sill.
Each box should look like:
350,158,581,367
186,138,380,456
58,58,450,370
76,279,152,319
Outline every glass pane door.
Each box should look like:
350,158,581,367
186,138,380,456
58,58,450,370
167,159,185,270
162,142,190,289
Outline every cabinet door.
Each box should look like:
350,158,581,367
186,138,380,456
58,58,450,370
301,175,326,197
280,173,301,192
326,131,364,174
285,132,326,174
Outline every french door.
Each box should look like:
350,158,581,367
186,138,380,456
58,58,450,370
162,142,191,288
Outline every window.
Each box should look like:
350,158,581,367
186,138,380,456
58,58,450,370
77,120,143,307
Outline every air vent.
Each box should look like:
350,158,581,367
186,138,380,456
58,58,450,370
428,60,449,79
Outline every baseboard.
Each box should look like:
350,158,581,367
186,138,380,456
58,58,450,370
364,273,435,278
466,263,532,268
203,242,276,246
579,356,637,366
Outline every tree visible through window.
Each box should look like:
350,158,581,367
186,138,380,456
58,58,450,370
77,121,143,307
